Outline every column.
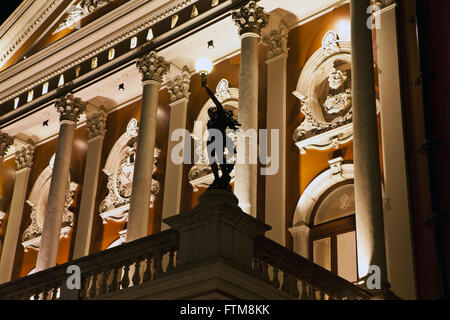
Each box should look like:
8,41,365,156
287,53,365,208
262,25,288,245
375,1,416,299
161,67,190,231
350,0,389,289
36,94,86,271
73,109,107,259
0,132,13,165
232,1,269,217
126,51,170,243
0,145,34,283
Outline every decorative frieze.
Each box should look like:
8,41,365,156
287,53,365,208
232,1,269,37
136,51,171,83
0,133,14,158
15,145,34,171
87,110,107,140
167,66,191,102
262,25,289,60
55,94,87,123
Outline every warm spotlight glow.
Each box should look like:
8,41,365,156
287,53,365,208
195,57,213,75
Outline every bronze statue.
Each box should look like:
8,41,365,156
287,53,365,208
201,76,241,191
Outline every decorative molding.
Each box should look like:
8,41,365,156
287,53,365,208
137,51,171,83
0,0,197,105
22,156,78,252
55,94,87,123
232,1,269,37
0,132,14,158
86,109,107,140
292,32,353,154
167,65,191,102
374,0,397,9
15,145,35,170
99,118,160,224
188,79,238,191
0,0,65,68
292,163,354,228
54,0,114,34
262,24,289,60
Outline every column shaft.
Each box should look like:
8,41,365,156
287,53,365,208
351,0,388,284
36,121,76,271
376,4,416,298
126,81,159,242
73,135,104,258
0,167,31,283
161,98,188,230
265,54,287,245
235,34,259,217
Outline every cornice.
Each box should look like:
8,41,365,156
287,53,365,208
0,0,197,104
0,0,66,69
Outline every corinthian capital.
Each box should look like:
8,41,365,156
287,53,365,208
167,66,191,103
15,145,34,170
55,94,87,123
262,25,289,60
136,51,171,84
0,132,13,158
87,110,107,140
232,1,269,37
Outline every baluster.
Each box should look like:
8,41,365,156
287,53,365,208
33,289,40,301
320,290,325,300
166,249,175,272
98,269,109,296
121,261,131,289
79,274,90,300
143,255,153,282
300,282,309,300
272,266,280,289
89,272,98,298
51,284,59,300
109,265,119,292
132,259,142,286
310,286,316,300
42,286,49,300
262,262,270,282
289,275,300,298
153,253,163,279
252,258,259,274
281,271,290,293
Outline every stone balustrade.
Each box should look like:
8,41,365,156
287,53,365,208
0,230,178,300
252,236,371,300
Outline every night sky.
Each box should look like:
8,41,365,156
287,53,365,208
0,1,23,27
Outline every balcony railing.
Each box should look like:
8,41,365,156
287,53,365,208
0,230,179,300
252,236,370,300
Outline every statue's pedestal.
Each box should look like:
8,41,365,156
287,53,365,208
163,189,270,270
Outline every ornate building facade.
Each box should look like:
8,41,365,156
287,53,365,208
0,0,448,300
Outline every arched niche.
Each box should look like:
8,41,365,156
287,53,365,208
188,79,239,191
289,159,354,259
99,118,161,225
22,154,78,252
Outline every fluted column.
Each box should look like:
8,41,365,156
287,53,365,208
73,109,107,258
262,25,288,245
0,144,34,283
232,1,269,217
351,0,389,289
161,67,190,231
126,51,170,242
36,94,86,271
0,133,13,165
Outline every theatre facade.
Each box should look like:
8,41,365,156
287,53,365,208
0,0,444,300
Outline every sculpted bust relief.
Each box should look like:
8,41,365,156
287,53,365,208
323,67,352,115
